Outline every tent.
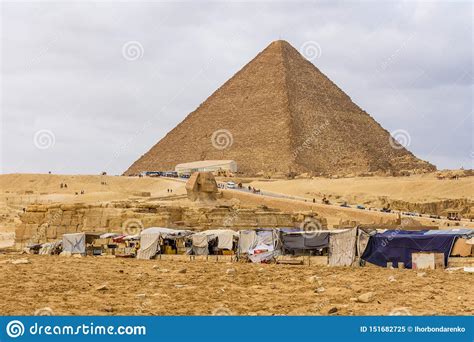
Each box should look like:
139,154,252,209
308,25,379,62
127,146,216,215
240,228,280,263
448,230,474,257
100,232,121,239
238,230,257,255
140,227,192,238
423,228,473,236
137,227,193,259
62,233,86,254
280,231,329,255
279,228,357,266
451,238,473,257
137,233,161,260
190,229,238,255
191,233,209,255
361,229,474,268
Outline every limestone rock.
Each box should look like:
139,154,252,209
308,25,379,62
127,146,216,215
226,268,236,275
96,284,109,291
357,292,375,303
315,287,325,293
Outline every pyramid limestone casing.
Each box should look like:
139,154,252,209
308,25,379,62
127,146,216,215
125,40,435,176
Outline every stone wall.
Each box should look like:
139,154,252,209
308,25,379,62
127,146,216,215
15,201,320,247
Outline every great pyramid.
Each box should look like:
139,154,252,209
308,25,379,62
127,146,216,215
125,40,435,176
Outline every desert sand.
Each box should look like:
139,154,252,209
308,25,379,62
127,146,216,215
1,173,473,246
248,173,473,205
0,173,473,316
0,254,472,316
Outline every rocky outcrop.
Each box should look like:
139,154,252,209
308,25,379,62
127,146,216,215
378,198,473,217
15,201,323,247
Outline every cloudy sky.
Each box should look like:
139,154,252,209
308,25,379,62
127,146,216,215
1,1,472,175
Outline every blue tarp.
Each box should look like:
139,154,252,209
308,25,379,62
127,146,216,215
361,230,459,269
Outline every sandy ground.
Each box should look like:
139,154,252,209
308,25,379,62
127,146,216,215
0,254,472,316
248,174,473,204
0,174,186,204
1,173,473,248
0,174,187,246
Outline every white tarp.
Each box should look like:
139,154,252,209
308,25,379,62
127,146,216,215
62,233,86,254
190,230,238,255
248,229,280,263
328,228,357,266
192,233,209,248
140,227,192,238
100,233,121,239
238,230,257,254
200,229,238,250
191,233,209,255
137,227,193,258
136,233,160,260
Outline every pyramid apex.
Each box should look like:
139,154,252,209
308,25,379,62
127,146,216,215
268,39,293,48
